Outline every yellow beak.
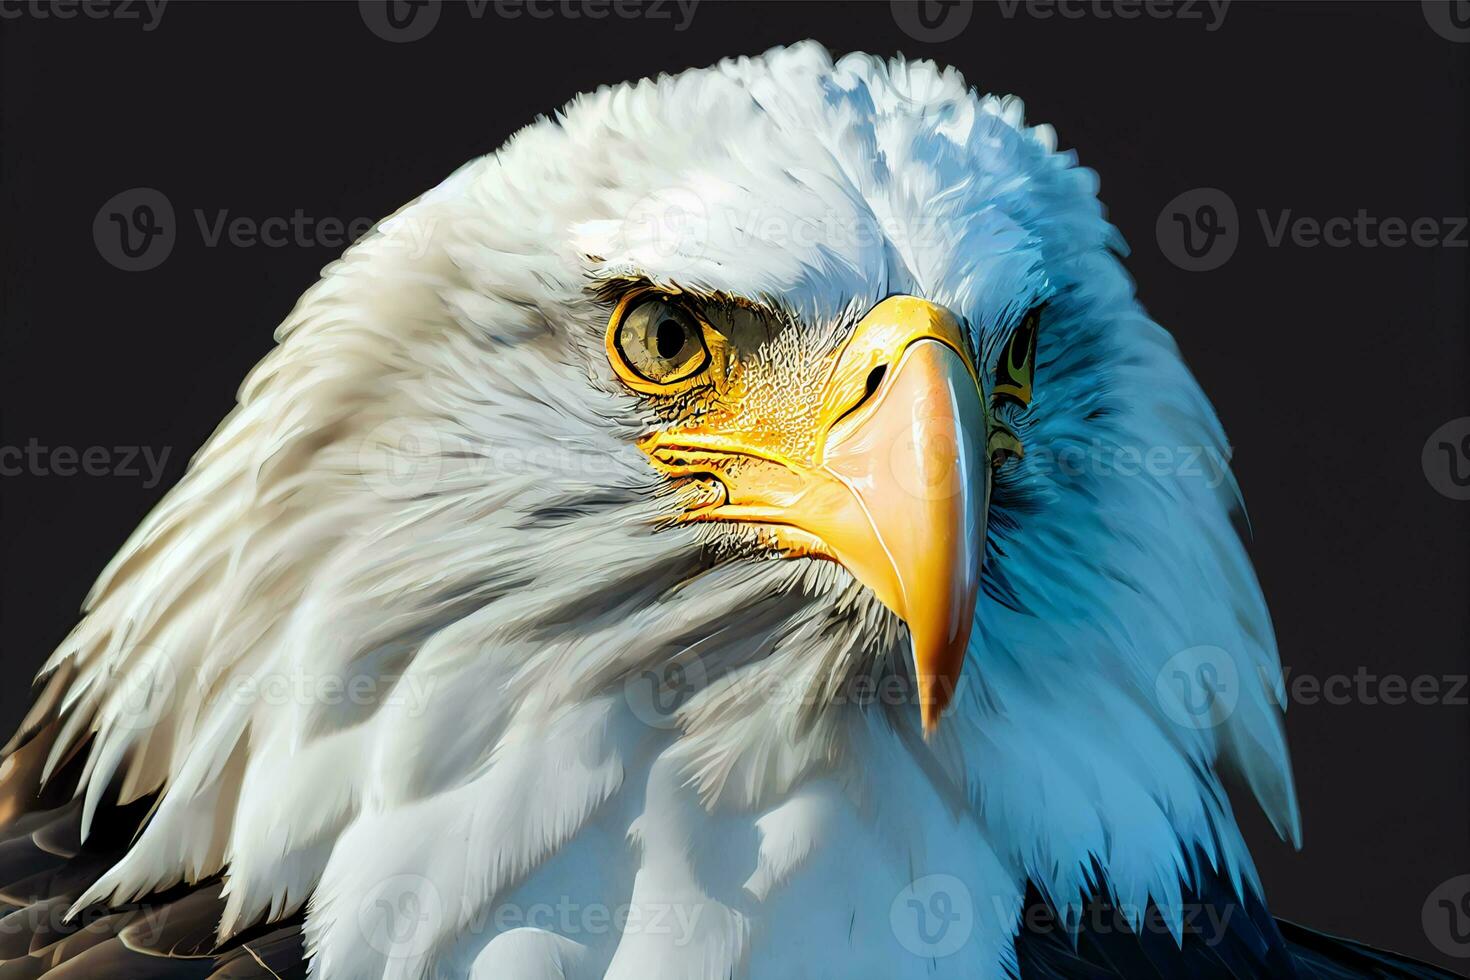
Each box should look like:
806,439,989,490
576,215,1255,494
643,297,987,734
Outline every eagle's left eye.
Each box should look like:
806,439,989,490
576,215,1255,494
610,296,711,388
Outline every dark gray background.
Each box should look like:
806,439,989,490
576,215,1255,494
1,0,1467,971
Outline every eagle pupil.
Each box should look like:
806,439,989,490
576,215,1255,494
656,319,687,360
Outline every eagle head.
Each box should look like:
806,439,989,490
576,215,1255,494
0,41,1298,980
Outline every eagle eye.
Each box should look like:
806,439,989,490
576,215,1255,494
991,307,1040,409
608,295,712,390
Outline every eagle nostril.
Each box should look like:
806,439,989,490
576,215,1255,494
833,364,888,429
863,365,887,401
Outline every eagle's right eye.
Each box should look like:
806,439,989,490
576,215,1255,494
610,296,711,389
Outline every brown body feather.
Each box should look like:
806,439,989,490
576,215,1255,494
0,681,306,979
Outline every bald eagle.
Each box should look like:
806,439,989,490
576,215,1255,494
0,43,1451,980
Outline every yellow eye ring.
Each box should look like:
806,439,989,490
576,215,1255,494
605,290,723,395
